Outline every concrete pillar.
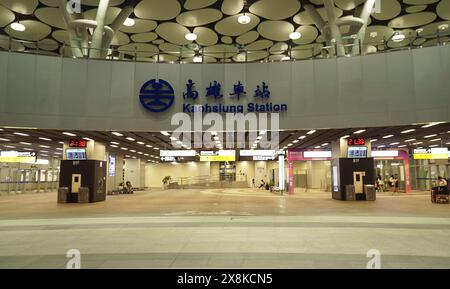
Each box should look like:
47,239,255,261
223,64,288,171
352,0,376,55
58,0,83,57
323,0,345,56
90,0,110,58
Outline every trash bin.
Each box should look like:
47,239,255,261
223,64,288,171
78,187,90,203
365,185,376,201
57,187,69,203
345,185,355,201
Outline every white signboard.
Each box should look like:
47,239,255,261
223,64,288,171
304,151,332,158
240,150,276,157
372,150,399,158
160,150,196,157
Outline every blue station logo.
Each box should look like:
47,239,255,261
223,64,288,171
139,79,175,113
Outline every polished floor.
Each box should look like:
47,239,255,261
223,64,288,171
0,188,449,269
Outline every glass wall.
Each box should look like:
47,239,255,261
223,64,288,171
410,159,450,191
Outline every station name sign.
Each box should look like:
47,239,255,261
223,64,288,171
200,150,236,162
0,151,37,163
413,148,449,160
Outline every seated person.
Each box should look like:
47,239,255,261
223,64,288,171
437,176,448,192
125,181,134,194
117,182,127,194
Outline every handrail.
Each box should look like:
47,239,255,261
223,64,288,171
0,29,448,64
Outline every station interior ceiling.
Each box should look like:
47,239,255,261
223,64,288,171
0,122,449,162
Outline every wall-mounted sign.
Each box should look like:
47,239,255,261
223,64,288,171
347,138,365,146
161,156,176,162
303,151,332,158
347,146,367,158
200,150,235,162
0,151,37,163
140,79,175,113
372,150,399,158
413,148,448,160
160,150,196,157
69,139,87,148
253,156,275,161
108,155,116,177
66,148,87,160
240,150,276,157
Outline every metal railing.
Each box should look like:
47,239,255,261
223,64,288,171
0,181,59,195
166,174,247,189
0,29,449,64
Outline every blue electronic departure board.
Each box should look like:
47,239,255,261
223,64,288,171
66,148,87,160
347,146,367,158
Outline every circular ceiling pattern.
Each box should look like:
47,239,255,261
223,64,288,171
405,5,427,13
176,8,223,27
0,0,39,15
0,5,14,28
0,0,447,62
135,0,182,21
215,13,260,36
258,20,294,42
388,12,437,29
5,20,51,41
437,0,450,20
119,19,157,34
131,32,158,43
184,0,218,10
35,7,66,30
249,0,301,20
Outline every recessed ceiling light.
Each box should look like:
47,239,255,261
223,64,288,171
40,150,48,153
404,139,416,142
112,132,123,136
424,134,437,138
4,145,15,148
56,148,63,151
83,137,94,141
58,141,64,144
382,135,394,139
123,18,135,27
389,142,400,145
307,130,316,135
146,144,153,148
314,146,321,149
0,138,10,141
413,142,423,145
321,143,329,146
126,137,135,141
429,144,439,148
298,136,306,139
161,131,170,136
14,132,29,137
421,122,443,128
401,129,415,134
289,31,301,40
39,145,50,148
137,141,145,145
110,145,118,148
111,141,119,145
238,13,251,24
193,55,202,63
370,139,378,142
19,142,32,145
341,135,350,139
398,145,407,148
354,129,366,134
429,138,441,142
39,137,52,141
378,145,386,148
293,140,299,143
62,132,76,137
170,137,177,141
438,24,449,31
287,144,293,147
154,147,159,150
130,150,136,153
121,147,128,150
392,33,405,42
185,33,197,41
11,22,26,32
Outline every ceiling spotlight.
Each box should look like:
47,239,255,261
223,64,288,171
185,33,197,41
11,22,26,32
369,32,378,38
392,33,405,42
438,24,449,31
289,31,301,40
238,13,251,25
123,18,135,27
193,55,202,63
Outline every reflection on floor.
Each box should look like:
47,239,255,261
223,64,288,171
0,188,449,269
